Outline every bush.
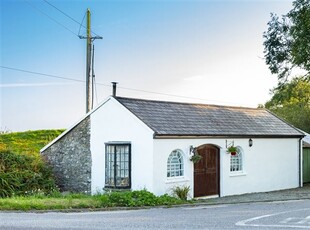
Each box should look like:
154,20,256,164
107,191,134,207
171,185,190,200
0,150,58,197
92,189,182,208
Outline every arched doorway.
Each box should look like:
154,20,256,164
194,144,220,197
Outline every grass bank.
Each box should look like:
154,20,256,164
0,129,64,154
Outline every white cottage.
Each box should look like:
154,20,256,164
41,96,304,198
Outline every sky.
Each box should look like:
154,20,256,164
0,0,293,132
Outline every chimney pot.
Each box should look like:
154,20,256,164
111,82,118,97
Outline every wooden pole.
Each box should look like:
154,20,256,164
86,9,92,113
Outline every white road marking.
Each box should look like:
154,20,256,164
236,208,310,229
298,216,310,224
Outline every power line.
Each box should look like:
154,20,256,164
25,0,79,37
78,12,87,38
42,0,101,37
0,66,85,83
43,0,81,26
116,86,234,104
1,65,236,105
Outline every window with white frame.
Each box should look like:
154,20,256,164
167,149,184,178
230,147,243,172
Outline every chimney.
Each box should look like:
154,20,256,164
112,82,118,97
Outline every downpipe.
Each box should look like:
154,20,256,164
299,137,303,187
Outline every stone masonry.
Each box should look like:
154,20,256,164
41,117,91,194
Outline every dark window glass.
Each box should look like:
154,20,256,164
105,144,131,188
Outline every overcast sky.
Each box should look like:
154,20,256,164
1,0,293,132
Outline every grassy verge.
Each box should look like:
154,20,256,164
0,196,97,211
0,190,187,211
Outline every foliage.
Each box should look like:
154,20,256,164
171,185,190,201
97,189,182,207
227,146,238,153
0,129,64,154
0,150,58,198
263,0,310,83
190,154,202,163
0,190,184,211
265,77,310,133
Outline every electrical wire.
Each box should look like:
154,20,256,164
1,65,236,105
43,0,81,26
116,86,233,104
93,76,99,106
1,66,85,83
78,11,86,38
43,0,101,37
91,44,95,109
25,0,79,37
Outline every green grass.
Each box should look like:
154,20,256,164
0,129,64,154
0,190,186,211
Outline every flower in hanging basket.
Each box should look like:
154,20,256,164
190,154,202,163
227,146,238,155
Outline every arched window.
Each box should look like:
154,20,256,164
230,147,243,172
167,149,184,178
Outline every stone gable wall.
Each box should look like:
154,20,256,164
41,117,91,193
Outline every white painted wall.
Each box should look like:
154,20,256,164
153,138,300,198
222,138,300,196
88,97,300,197
90,97,154,194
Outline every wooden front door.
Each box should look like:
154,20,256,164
194,145,220,197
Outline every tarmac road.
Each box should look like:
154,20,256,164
1,199,310,230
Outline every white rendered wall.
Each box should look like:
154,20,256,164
90,97,154,194
222,138,300,196
153,138,300,198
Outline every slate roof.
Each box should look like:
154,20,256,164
116,97,304,137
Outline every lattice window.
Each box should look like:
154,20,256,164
167,149,184,177
230,148,243,172
105,144,131,188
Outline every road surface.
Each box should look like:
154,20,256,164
0,200,310,229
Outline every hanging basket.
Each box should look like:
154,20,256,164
227,146,238,155
190,154,202,163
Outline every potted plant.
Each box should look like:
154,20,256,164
190,154,202,163
227,146,238,156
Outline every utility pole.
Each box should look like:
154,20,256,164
86,9,91,113
79,9,102,113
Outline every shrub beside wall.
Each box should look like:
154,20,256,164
0,150,58,197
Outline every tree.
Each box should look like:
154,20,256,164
263,0,310,84
265,77,310,133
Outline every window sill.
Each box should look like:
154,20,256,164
165,177,189,184
229,172,247,177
